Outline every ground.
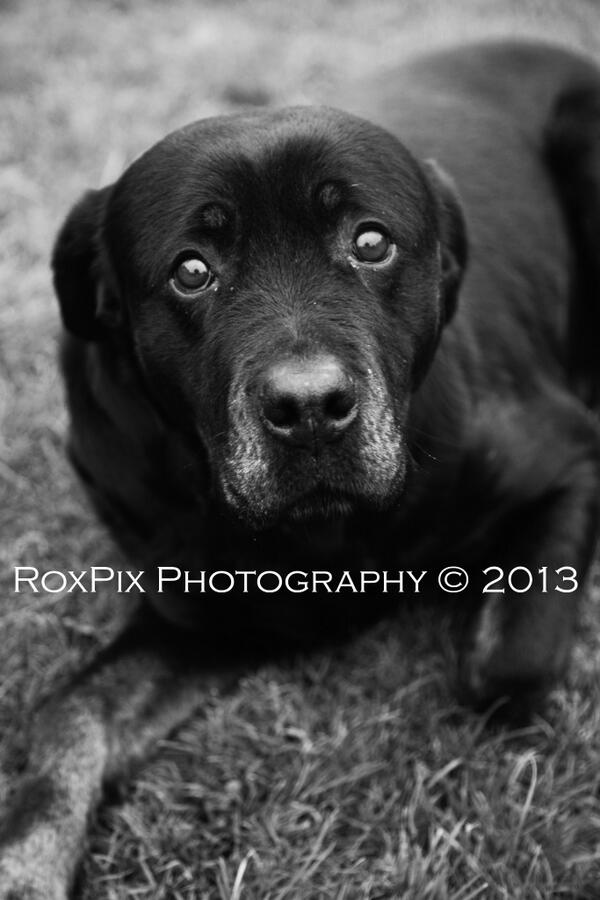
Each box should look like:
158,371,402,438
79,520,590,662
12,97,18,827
1,0,600,897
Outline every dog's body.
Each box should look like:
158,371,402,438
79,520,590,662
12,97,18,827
2,40,600,898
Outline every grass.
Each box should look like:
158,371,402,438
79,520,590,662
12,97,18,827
2,0,600,897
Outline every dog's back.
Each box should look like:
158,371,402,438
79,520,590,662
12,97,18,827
347,41,600,403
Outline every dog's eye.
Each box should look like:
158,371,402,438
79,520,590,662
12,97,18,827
354,227,391,263
171,256,213,294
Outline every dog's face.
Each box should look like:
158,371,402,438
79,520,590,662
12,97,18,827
53,107,466,528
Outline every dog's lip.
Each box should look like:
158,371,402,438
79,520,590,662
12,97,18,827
278,486,362,521
279,470,408,522
220,476,362,525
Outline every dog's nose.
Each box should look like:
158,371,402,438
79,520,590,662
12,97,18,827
260,355,358,449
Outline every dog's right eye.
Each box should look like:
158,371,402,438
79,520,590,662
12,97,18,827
170,256,213,295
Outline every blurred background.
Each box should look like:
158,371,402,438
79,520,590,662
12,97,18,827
2,1,600,898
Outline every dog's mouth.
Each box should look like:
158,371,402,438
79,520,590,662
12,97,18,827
280,487,360,523
218,478,356,527
218,465,406,532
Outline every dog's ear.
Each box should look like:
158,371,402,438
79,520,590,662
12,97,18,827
52,186,118,340
422,159,468,323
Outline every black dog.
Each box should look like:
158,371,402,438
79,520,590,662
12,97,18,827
2,39,600,898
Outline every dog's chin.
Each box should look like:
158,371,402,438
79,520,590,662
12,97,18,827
283,491,357,523
219,477,405,533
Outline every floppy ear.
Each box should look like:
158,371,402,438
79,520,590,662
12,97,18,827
422,159,468,323
52,186,118,340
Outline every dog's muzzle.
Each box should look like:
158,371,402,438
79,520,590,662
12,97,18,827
219,349,404,526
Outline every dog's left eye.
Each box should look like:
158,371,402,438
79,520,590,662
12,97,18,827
170,256,213,294
353,226,391,263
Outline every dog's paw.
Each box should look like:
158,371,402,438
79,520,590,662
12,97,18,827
0,776,74,900
0,846,69,900
458,594,566,715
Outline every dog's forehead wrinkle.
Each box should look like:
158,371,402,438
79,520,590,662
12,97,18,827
187,108,422,213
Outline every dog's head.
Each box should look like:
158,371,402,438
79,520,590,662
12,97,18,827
53,107,466,527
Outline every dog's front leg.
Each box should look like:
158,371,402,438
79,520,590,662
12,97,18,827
0,612,237,900
461,441,600,712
